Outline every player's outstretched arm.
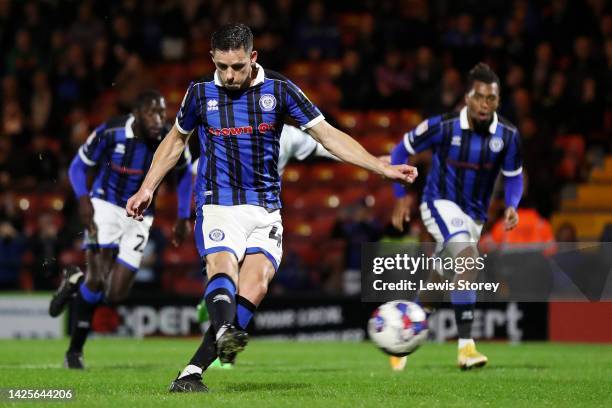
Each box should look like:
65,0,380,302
126,125,190,220
306,120,417,184
503,174,523,230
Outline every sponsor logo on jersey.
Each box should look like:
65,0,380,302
489,137,504,153
209,229,225,242
207,99,219,111
207,122,276,137
259,94,277,111
111,163,144,175
451,135,461,146
114,144,125,154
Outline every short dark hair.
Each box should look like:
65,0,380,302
211,23,253,53
467,62,500,90
134,89,163,110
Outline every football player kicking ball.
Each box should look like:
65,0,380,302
126,24,417,392
390,63,523,370
192,123,337,369
49,90,193,369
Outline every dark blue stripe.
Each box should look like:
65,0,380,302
205,274,237,295
245,246,279,271
427,200,450,239
79,282,104,304
451,290,476,305
194,210,205,257
117,257,138,272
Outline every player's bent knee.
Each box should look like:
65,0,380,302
84,274,105,291
205,252,239,280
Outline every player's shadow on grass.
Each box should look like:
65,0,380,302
223,382,312,393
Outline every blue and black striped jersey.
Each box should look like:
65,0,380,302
176,63,324,210
402,107,522,221
78,115,191,215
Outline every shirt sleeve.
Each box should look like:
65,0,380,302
284,80,324,130
501,130,523,177
400,115,444,155
175,82,199,135
78,123,109,166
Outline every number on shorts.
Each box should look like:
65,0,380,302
133,234,145,252
269,226,282,248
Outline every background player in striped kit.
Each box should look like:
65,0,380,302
390,63,523,370
49,90,193,369
125,24,417,392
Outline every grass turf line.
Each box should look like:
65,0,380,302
0,339,610,407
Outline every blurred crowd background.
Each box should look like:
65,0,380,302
0,0,611,296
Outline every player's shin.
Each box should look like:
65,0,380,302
68,282,104,354
236,295,257,330
204,273,237,338
451,289,476,342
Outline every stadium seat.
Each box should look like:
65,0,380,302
153,217,175,238
285,61,316,85
359,136,397,156
366,111,398,132
13,193,40,214
316,81,341,107
310,163,338,186
317,60,342,79
333,164,373,187
337,186,370,207
281,186,302,206
59,248,86,267
336,111,365,134
284,214,336,240
188,58,214,78
39,193,65,212
398,109,422,131
283,240,319,266
309,189,343,211
163,244,199,265
555,134,585,180
154,63,190,86
282,164,310,188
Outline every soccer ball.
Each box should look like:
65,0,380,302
368,300,429,356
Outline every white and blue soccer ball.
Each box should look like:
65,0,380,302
368,300,429,356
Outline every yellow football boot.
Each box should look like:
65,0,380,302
458,341,488,370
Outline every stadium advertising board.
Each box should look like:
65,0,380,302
84,295,546,341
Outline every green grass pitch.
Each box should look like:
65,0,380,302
0,339,610,407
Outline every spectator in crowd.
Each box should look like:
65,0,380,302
28,212,62,290
336,49,375,109
294,0,340,60
0,0,609,295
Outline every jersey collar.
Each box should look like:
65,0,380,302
459,106,498,134
213,63,265,88
125,115,135,138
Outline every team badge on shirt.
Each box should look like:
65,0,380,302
489,137,504,153
259,94,277,111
